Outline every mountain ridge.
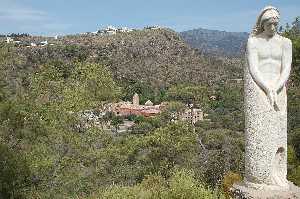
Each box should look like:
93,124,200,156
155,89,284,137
179,27,249,57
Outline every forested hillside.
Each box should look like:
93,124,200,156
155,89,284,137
17,29,243,85
0,18,299,198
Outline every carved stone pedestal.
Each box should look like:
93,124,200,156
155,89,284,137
231,182,300,199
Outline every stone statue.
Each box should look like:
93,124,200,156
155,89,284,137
232,6,300,198
245,5,291,189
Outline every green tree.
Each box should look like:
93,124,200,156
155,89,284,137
159,101,186,124
290,129,300,159
0,57,122,197
120,80,162,104
30,62,120,112
111,115,124,132
91,169,225,199
0,144,31,199
283,17,300,86
167,84,209,109
208,84,244,132
198,128,244,186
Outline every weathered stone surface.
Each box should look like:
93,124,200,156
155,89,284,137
233,6,300,198
231,182,300,199
244,5,292,188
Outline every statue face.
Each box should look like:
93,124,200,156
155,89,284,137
262,18,278,37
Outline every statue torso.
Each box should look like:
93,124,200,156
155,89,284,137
252,34,283,83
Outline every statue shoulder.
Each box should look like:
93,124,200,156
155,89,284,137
247,37,257,47
248,36,258,44
247,36,259,50
283,37,292,48
278,35,292,47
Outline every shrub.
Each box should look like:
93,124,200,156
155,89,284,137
222,171,242,198
0,144,31,199
89,169,225,199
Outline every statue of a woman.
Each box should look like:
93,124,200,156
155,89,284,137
244,6,292,190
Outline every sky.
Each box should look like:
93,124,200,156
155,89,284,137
0,0,299,36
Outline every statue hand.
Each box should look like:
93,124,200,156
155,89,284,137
267,89,279,110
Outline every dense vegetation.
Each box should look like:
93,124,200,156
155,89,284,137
0,18,299,198
284,17,300,185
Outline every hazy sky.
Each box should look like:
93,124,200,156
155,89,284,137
0,0,299,35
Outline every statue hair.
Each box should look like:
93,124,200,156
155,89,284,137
251,6,280,37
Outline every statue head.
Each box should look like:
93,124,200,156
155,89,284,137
251,6,280,37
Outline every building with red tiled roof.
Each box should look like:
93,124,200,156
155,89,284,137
110,94,204,122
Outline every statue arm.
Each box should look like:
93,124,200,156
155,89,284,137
247,38,270,94
276,38,292,92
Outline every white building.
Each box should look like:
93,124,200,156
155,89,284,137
144,25,162,30
38,40,48,46
145,100,154,106
6,37,14,43
104,25,117,35
179,108,204,124
98,26,133,35
118,27,133,33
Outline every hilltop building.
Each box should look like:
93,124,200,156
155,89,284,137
6,37,13,43
38,40,48,46
144,25,162,30
98,26,118,35
118,27,133,33
98,26,133,35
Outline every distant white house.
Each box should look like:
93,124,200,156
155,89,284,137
118,27,133,33
107,25,117,31
145,100,154,106
105,26,117,35
38,40,48,47
6,37,14,43
179,108,204,124
144,25,162,30
98,25,133,35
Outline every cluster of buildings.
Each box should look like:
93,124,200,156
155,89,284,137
144,25,162,30
98,26,134,35
107,93,204,124
82,25,163,36
109,93,163,117
5,37,56,48
77,94,205,133
82,26,134,36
